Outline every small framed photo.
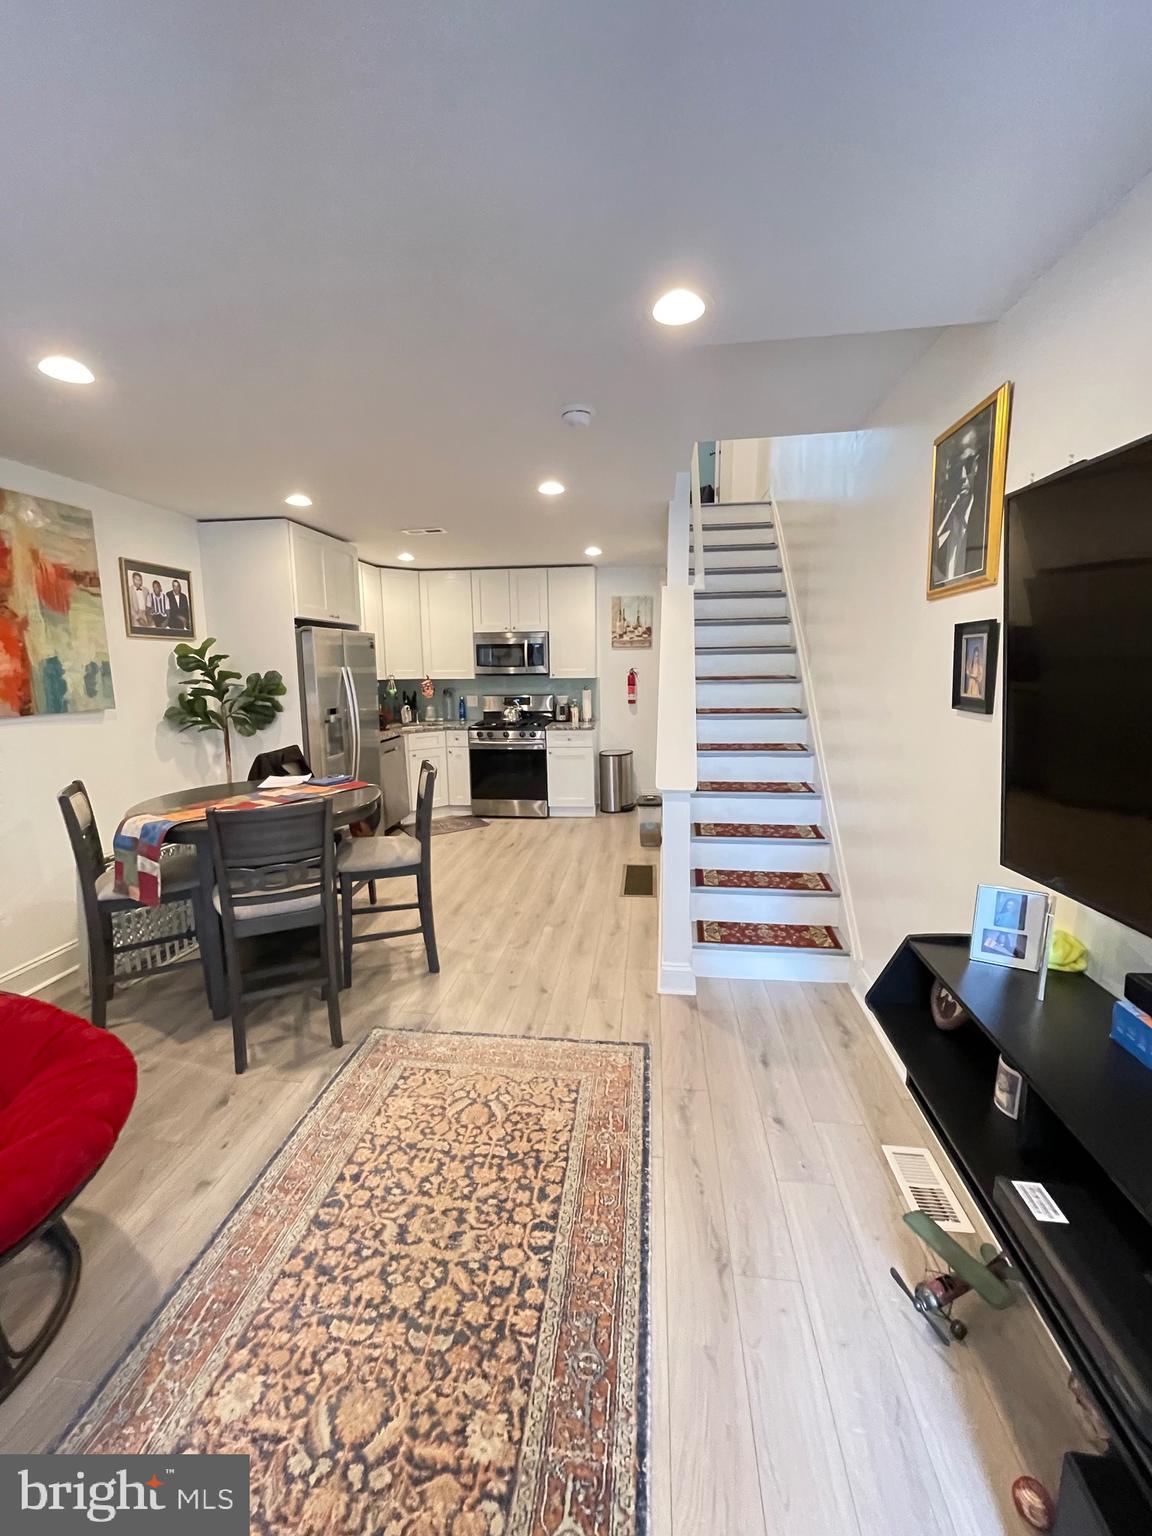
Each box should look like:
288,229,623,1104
970,883,1050,972
120,559,196,639
952,618,999,714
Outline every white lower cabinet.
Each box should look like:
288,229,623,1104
547,731,597,816
405,735,447,814
447,741,472,808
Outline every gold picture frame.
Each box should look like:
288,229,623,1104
119,557,196,638
926,381,1012,600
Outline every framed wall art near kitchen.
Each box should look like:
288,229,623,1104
951,617,999,714
120,558,196,638
611,594,653,649
927,381,1012,600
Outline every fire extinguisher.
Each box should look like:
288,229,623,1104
627,667,638,706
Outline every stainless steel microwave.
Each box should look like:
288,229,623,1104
474,631,549,675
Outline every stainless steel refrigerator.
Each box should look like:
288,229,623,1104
297,627,380,787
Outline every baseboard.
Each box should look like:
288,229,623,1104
851,972,913,1087
658,959,697,996
0,941,80,997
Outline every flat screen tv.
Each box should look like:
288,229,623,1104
1002,431,1152,938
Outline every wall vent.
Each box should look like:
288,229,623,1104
400,526,446,536
881,1144,974,1234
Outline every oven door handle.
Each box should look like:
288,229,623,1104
467,741,546,751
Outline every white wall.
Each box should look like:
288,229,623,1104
771,170,1152,994
0,458,217,991
596,566,663,794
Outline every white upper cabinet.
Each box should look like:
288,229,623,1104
379,566,424,677
358,562,385,674
471,569,511,631
510,568,548,629
289,523,360,625
420,570,475,677
547,566,597,676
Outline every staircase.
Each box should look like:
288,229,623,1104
689,503,852,979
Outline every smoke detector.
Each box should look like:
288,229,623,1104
561,404,594,429
400,526,446,536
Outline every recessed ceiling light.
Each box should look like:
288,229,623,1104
538,480,565,496
284,492,313,508
37,355,95,384
397,552,415,562
651,288,706,326
584,545,602,558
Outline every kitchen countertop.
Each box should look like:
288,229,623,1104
380,720,597,740
545,720,598,732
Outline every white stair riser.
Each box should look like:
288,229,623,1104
691,840,829,872
692,792,823,821
695,681,804,709
694,568,780,592
700,507,775,527
695,653,795,678
699,753,814,781
691,548,778,571
695,622,794,649
693,947,854,981
696,716,809,744
691,889,842,924
694,593,788,620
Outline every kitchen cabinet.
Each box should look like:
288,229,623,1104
447,740,471,808
469,567,548,631
420,570,475,677
359,563,385,675
547,567,597,676
289,523,361,625
379,566,423,677
547,729,598,816
405,732,447,814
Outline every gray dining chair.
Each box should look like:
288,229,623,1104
337,760,439,987
57,780,209,1029
205,797,343,1074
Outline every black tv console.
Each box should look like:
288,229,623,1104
866,936,1152,1534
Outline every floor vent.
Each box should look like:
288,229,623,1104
621,864,656,897
881,1145,974,1234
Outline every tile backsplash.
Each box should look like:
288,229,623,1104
379,677,597,723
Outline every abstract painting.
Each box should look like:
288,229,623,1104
0,489,115,716
611,594,653,648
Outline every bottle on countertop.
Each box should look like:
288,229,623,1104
458,695,467,722
570,703,580,726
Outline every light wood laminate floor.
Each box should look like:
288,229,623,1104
0,812,1090,1530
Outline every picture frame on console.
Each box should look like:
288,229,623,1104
927,381,1012,600
969,883,1050,972
951,618,999,714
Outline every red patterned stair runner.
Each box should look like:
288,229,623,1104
692,869,833,892
695,920,845,951
698,741,806,752
693,822,824,840
697,781,814,794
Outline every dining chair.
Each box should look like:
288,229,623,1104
337,760,439,987
246,744,312,780
57,780,208,1029
206,797,342,1074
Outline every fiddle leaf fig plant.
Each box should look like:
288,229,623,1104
164,637,287,781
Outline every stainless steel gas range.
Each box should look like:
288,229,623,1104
467,694,553,818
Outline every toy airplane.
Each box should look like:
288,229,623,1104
890,1209,1015,1344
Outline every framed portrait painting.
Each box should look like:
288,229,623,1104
951,618,999,715
927,382,1012,600
120,558,196,638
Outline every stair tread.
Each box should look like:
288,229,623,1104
690,543,779,552
695,588,785,597
699,741,807,752
696,706,803,715
696,644,796,654
693,821,827,841
690,565,782,574
695,920,846,952
695,522,776,532
694,616,789,626
693,868,835,892
695,674,800,682
696,780,815,794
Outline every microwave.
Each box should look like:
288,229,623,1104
474,631,549,675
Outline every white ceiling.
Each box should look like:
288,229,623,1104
2,2,1151,566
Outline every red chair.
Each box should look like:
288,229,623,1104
0,993,137,1402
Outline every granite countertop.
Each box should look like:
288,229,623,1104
546,720,598,732
381,719,597,739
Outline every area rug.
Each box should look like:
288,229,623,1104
429,814,489,836
58,1031,649,1536
695,919,845,950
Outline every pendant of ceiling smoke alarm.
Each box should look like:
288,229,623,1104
561,404,594,428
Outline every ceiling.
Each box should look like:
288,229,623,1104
2,3,1151,567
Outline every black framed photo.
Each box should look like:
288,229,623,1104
952,618,999,714
120,558,196,638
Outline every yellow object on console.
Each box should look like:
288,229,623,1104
1048,929,1087,972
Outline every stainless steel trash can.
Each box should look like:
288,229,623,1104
599,749,636,813
636,792,663,847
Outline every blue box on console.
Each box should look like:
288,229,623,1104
1110,997,1152,1070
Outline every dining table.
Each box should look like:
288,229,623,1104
121,778,382,1018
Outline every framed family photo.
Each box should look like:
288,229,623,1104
969,883,1051,972
952,618,999,714
120,558,196,638
927,382,1012,600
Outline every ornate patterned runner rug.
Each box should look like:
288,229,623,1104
58,1030,649,1536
